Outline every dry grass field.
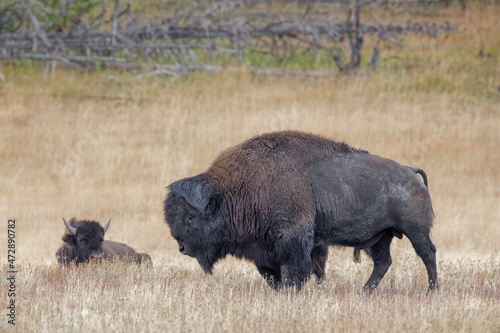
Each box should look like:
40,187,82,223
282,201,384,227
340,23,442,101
1,3,500,332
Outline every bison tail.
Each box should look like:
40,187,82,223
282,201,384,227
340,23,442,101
410,167,434,216
411,167,429,188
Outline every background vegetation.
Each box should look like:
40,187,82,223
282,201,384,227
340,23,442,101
0,0,462,75
0,1,499,332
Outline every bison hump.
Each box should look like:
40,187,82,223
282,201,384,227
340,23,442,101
208,131,362,192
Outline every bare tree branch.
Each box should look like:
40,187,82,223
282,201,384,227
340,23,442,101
0,53,126,63
17,0,53,48
112,0,120,48
0,61,5,82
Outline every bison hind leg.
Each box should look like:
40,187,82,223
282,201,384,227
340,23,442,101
353,247,372,263
362,231,395,292
404,230,438,291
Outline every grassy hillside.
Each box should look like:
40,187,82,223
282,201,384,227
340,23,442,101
0,3,499,332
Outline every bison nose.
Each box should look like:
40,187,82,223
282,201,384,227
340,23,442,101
179,245,186,255
90,253,102,260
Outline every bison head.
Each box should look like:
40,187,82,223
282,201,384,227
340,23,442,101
62,217,111,264
164,173,225,274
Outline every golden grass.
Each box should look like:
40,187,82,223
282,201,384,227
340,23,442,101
1,257,499,332
1,3,499,332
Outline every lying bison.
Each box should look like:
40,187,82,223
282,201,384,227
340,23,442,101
164,131,437,291
56,217,151,266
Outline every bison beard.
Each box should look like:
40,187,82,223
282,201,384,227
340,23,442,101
164,131,438,292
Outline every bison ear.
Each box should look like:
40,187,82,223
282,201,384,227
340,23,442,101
169,173,218,214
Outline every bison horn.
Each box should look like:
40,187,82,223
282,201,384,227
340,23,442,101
62,217,77,235
103,217,111,234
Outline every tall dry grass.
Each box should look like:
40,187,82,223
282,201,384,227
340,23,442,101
1,3,499,332
1,257,499,332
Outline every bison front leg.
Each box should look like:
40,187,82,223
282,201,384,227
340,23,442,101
311,246,328,285
256,265,281,290
274,226,314,290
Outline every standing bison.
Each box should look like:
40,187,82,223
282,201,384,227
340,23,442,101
164,131,437,291
56,217,151,266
